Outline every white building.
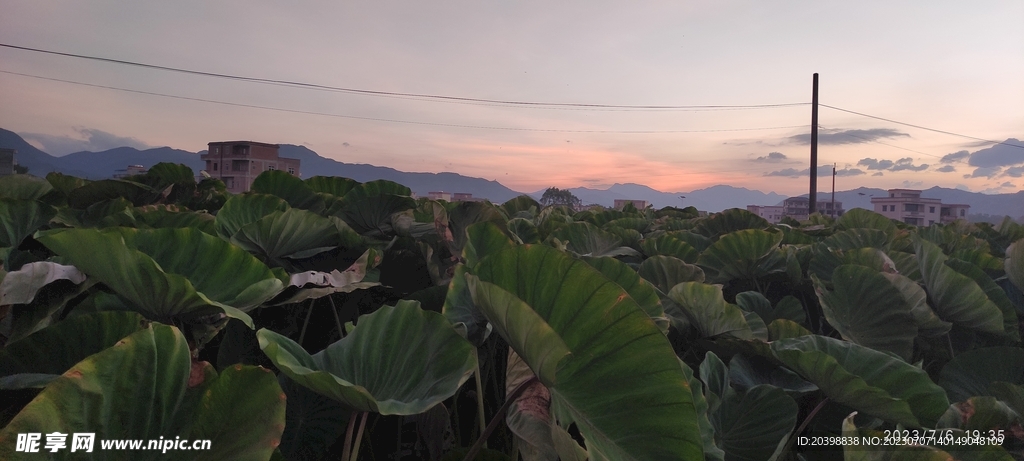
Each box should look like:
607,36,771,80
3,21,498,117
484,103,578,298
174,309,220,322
870,189,970,226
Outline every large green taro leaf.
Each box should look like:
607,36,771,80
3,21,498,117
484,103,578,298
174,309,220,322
214,193,289,240
769,335,949,428
463,221,514,270
328,180,415,236
0,323,286,461
0,174,54,201
697,229,785,284
467,244,704,460
449,201,509,254
637,255,705,293
581,256,669,334
66,179,162,208
915,237,1004,335
1006,239,1024,294
230,208,343,269
882,273,952,338
820,228,890,251
841,413,1004,461
836,208,897,235
813,265,917,360
507,217,540,244
692,208,770,239
938,347,1024,403
0,311,147,389
36,228,285,324
640,234,699,263
251,170,324,211
304,176,359,197
667,282,754,340
258,301,476,415
134,205,216,234
0,199,56,251
550,222,639,258
500,195,541,219
711,385,797,461
946,258,1020,341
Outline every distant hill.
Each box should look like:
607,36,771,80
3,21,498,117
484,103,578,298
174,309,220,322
2,128,1020,217
0,128,88,177
59,146,205,179
275,145,524,202
531,183,788,212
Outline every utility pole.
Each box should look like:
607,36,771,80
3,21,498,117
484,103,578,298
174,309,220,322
831,163,836,218
809,73,819,216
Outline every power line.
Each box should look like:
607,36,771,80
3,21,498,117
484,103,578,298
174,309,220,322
0,69,808,134
820,104,1024,150
0,43,809,111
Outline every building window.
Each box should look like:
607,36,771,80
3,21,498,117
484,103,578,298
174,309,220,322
929,206,935,213
905,204,921,212
268,165,276,171
960,209,965,217
213,147,220,154
288,167,295,175
212,163,218,171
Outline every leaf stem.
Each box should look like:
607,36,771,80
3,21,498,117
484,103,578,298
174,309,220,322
326,294,345,339
473,349,487,448
341,411,358,461
298,298,316,346
781,396,830,457
349,411,369,461
461,376,539,461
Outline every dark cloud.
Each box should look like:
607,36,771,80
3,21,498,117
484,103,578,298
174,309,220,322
935,165,956,173
1005,166,1024,178
857,158,894,170
20,128,151,156
967,166,1002,178
967,139,1024,168
941,150,970,163
902,180,923,187
1001,182,1016,188
889,157,929,172
764,165,864,177
752,151,789,163
872,172,884,176
789,128,909,146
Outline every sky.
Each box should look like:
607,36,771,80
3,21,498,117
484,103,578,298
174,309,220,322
1,1,1023,196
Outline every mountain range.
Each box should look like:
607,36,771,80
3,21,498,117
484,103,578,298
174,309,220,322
2,128,1021,217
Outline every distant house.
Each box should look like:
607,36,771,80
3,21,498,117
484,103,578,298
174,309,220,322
746,205,785,224
113,164,147,179
613,199,649,210
0,148,14,176
780,197,845,221
201,141,300,194
871,188,969,225
428,191,452,201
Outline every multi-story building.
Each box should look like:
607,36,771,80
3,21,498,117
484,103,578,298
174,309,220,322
871,189,969,225
780,197,845,221
428,191,452,201
0,148,14,176
201,141,300,194
746,205,786,224
113,164,147,179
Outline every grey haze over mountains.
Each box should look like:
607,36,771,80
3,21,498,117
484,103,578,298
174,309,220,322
1,128,1020,217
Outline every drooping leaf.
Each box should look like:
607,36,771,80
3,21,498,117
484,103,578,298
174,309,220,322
463,221,514,269
769,335,949,428
637,255,705,293
442,264,491,346
66,179,162,208
501,195,542,219
0,174,54,201
766,319,813,341
507,217,540,244
550,222,640,258
882,273,952,338
728,354,817,398
0,311,147,389
36,228,285,324
0,323,286,461
667,282,754,340
0,199,56,252
693,208,770,239
1007,239,1024,292
328,180,416,236
0,261,85,306
258,301,476,415
916,237,1005,335
938,346,1024,403
945,258,1020,341
304,176,359,197
813,265,917,360
467,244,704,460
134,205,216,234
680,358,724,461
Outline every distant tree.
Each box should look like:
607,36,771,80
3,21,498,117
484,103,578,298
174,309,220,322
540,187,582,210
13,164,28,174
